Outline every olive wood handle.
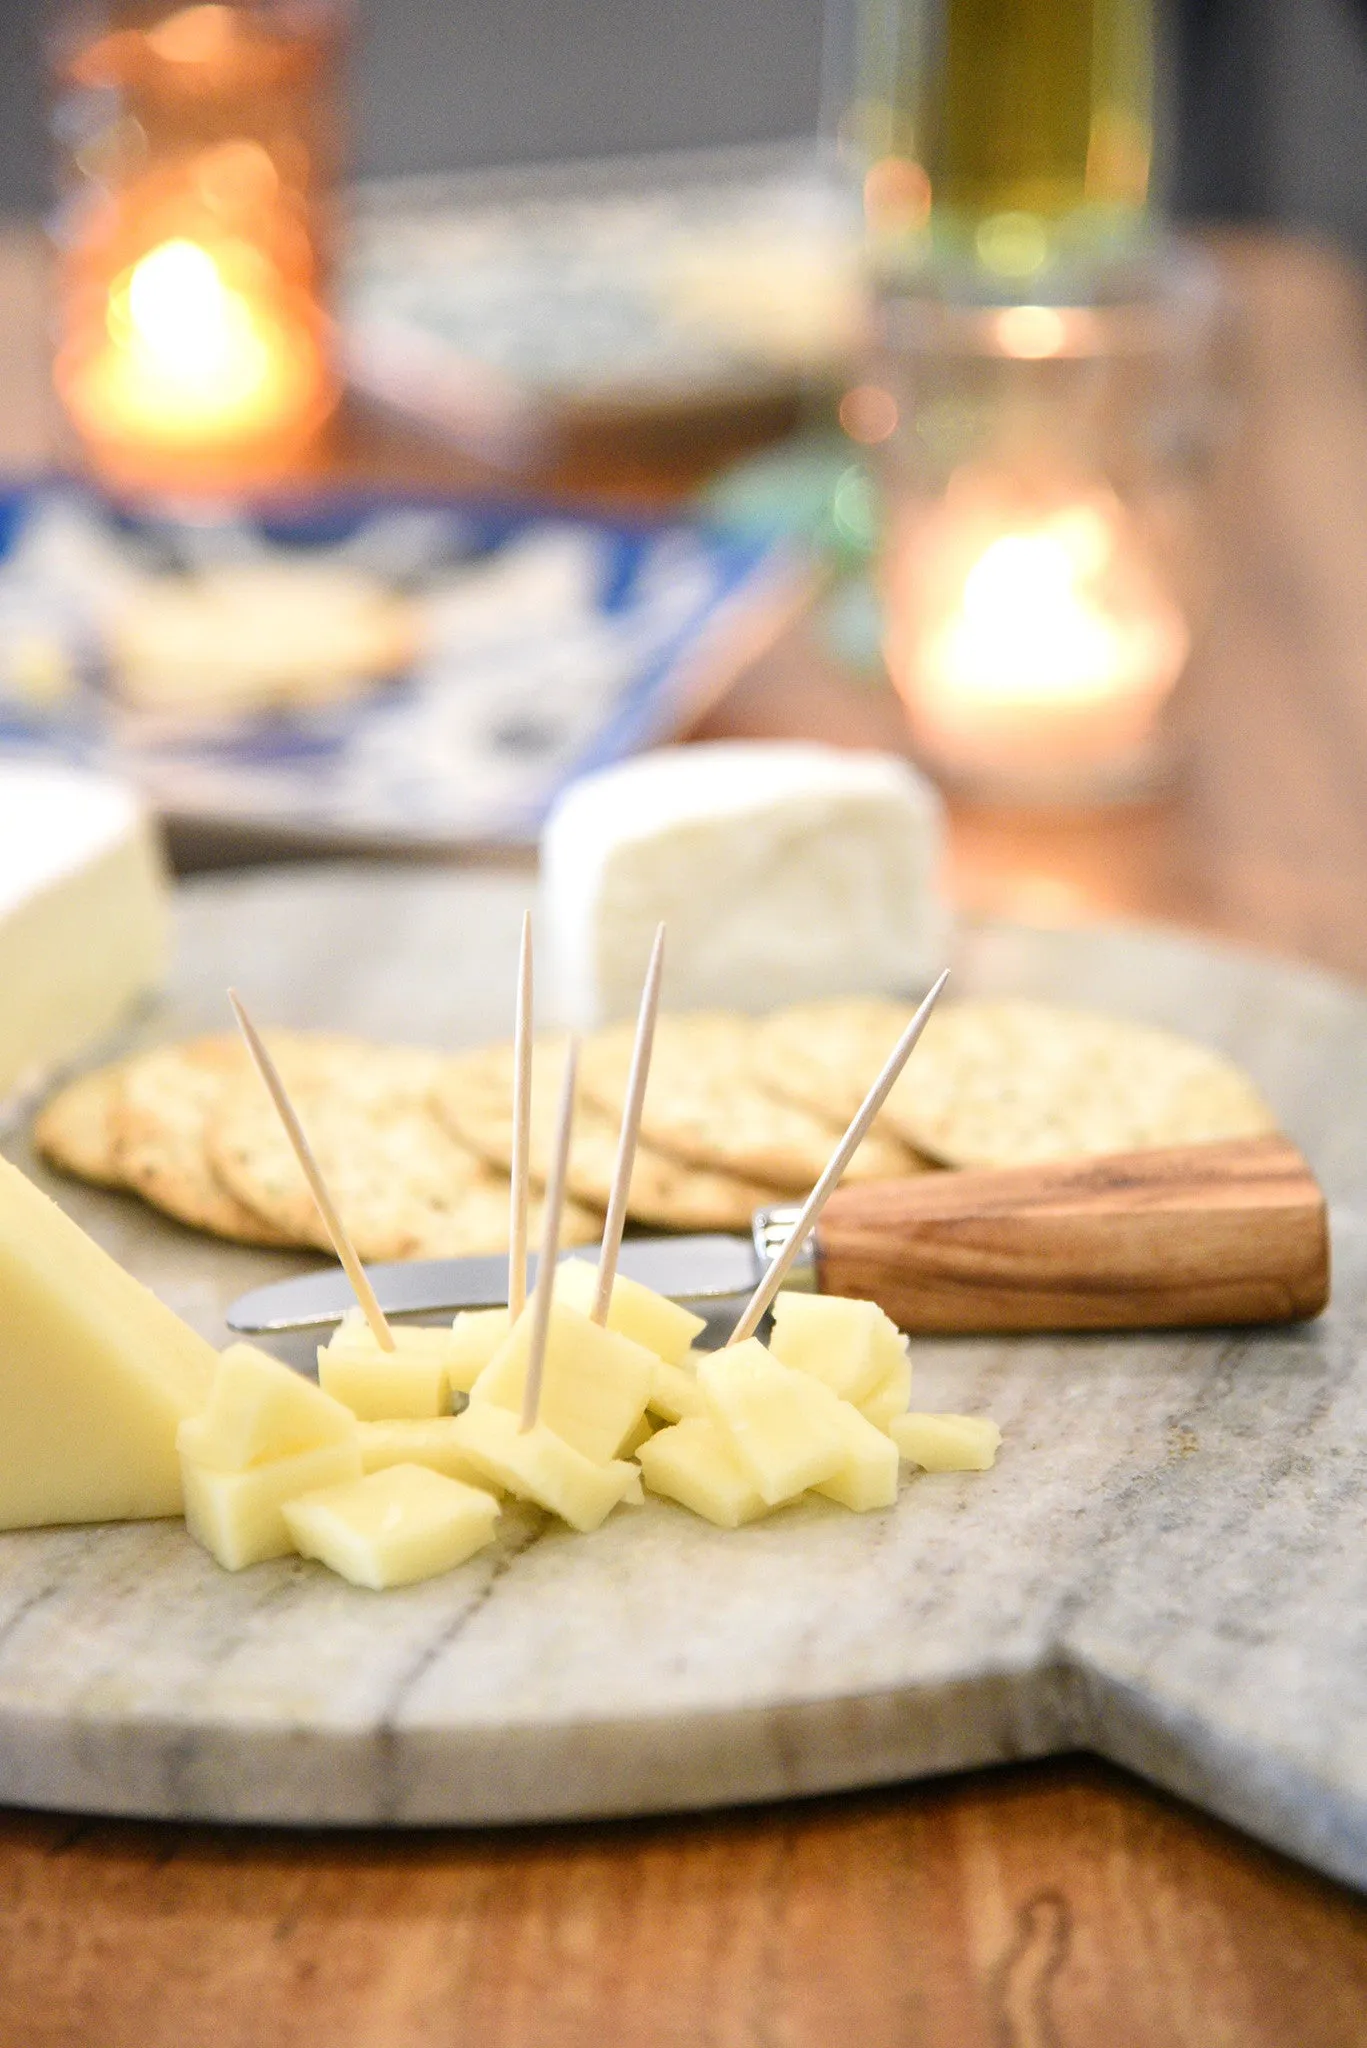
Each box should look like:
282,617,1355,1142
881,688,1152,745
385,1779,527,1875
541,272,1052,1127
814,1135,1329,1333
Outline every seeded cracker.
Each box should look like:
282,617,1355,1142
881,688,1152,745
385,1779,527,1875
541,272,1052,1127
749,998,923,1130
33,1063,129,1188
210,1075,597,1259
579,1011,925,1192
433,1036,788,1231
878,998,1279,1168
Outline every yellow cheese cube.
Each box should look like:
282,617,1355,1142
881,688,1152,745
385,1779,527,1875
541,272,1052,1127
317,1313,452,1420
617,1412,657,1458
812,1400,900,1511
358,1418,499,1489
768,1292,891,1406
553,1258,705,1365
283,1464,500,1589
0,1153,215,1529
859,1343,913,1433
449,1401,642,1532
181,1438,363,1571
447,1307,511,1392
696,1340,844,1505
177,1343,357,1471
891,1413,1002,1472
470,1299,654,1464
637,1417,770,1528
647,1356,707,1423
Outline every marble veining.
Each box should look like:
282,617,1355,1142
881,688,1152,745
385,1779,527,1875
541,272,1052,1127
2,866,1366,1889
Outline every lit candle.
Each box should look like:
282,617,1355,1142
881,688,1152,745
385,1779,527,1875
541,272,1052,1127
51,2,341,486
885,487,1189,796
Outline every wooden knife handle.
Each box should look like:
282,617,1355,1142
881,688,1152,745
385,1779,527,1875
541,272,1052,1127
814,1135,1329,1333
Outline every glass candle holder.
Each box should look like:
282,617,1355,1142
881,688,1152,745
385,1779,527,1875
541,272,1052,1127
871,250,1222,804
50,1,345,491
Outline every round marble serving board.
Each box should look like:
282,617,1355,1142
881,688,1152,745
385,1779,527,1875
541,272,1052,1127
4,865,1367,1887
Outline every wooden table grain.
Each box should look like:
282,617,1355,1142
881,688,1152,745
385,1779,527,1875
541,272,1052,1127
2,225,1367,2044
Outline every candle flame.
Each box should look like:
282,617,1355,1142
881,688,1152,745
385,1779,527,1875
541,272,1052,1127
928,504,1181,707
114,238,271,399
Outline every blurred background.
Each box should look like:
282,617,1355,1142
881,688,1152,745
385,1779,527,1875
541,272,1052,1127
0,1,1363,260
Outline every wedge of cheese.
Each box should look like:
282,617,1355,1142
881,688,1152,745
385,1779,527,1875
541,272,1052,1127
0,763,168,1101
0,1154,215,1528
540,741,946,1025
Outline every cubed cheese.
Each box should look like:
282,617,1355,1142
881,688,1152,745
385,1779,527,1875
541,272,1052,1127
283,1465,500,1589
177,1342,357,1471
858,1335,914,1433
0,764,168,1101
540,741,946,1025
768,1292,893,1406
646,1356,708,1423
637,1417,770,1528
470,1298,655,1464
553,1257,705,1365
696,1339,844,1504
181,1437,363,1571
449,1402,642,1533
0,1153,214,1529
890,1413,1002,1472
317,1313,452,1419
447,1307,512,1392
812,1400,901,1511
358,1417,499,1489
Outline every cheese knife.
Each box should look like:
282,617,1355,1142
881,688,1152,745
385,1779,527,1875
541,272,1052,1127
227,1133,1329,1337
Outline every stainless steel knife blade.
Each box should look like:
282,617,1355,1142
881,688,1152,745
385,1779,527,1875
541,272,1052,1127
227,1233,763,1335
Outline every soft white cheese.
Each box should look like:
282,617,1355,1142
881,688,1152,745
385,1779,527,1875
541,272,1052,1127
0,764,169,1101
540,741,946,1025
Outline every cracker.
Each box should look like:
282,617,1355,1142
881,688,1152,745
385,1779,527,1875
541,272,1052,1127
33,1063,128,1188
433,1037,788,1231
112,562,416,714
877,998,1280,1168
750,999,920,1128
116,1031,448,1247
578,1011,925,1192
117,1037,296,1245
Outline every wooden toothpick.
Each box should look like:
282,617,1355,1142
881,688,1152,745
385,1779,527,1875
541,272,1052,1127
227,989,396,1353
727,968,951,1345
508,911,534,1322
592,923,665,1326
519,1038,579,1432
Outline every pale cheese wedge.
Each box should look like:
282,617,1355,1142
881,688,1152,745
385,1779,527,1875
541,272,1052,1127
358,1417,499,1489
449,1401,642,1532
181,1437,362,1571
447,1307,512,1392
470,1299,655,1465
283,1464,500,1589
553,1257,705,1365
890,1413,1002,1472
0,1153,215,1528
177,1343,357,1471
637,1417,770,1528
318,1312,452,1420
696,1340,844,1504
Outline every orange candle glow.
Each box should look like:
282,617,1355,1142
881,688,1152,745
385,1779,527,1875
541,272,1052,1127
51,3,342,487
884,480,1189,797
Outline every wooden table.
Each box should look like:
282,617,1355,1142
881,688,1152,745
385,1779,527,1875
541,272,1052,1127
3,228,1367,2044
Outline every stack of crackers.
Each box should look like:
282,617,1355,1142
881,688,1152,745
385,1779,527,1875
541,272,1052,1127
34,999,1277,1258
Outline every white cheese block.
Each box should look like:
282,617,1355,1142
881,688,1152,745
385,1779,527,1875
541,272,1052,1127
0,764,169,1100
539,741,947,1025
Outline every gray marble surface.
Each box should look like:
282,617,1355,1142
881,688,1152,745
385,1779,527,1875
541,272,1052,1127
3,866,1367,1887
